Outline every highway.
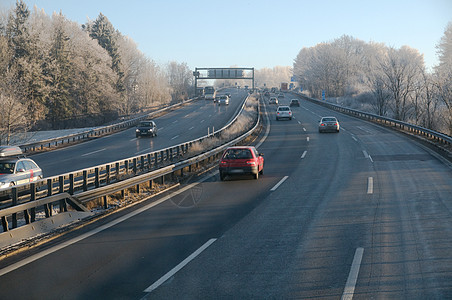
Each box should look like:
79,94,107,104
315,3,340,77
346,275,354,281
30,88,249,177
0,91,451,299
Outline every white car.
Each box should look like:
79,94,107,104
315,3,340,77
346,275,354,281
276,106,292,120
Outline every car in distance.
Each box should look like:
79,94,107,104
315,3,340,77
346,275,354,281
276,105,292,120
269,97,278,105
0,146,43,190
217,95,230,105
219,146,264,180
318,116,340,133
289,99,300,107
136,120,157,137
278,93,284,98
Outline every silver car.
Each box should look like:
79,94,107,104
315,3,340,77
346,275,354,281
0,146,43,189
276,106,292,121
319,116,340,133
217,95,229,105
269,97,278,105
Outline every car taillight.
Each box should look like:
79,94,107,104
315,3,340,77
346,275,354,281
320,123,325,126
246,160,256,166
220,161,227,165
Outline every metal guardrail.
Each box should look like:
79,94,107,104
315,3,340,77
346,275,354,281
291,92,452,146
19,98,195,153
0,95,260,232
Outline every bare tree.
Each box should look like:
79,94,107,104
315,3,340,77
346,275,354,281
0,71,28,145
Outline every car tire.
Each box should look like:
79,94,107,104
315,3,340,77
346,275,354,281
253,172,259,180
219,171,225,181
259,168,264,175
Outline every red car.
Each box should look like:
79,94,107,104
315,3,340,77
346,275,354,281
219,146,264,180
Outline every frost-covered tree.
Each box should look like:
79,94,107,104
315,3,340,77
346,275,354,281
87,13,125,95
0,70,28,145
435,22,452,134
166,61,193,102
379,46,424,121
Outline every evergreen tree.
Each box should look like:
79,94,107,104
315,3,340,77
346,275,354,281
88,13,125,94
45,13,73,128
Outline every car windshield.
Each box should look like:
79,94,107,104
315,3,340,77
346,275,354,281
0,162,15,174
139,122,153,127
278,107,290,111
223,149,253,159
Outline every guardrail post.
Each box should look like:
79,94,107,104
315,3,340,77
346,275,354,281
147,154,151,170
106,165,111,185
30,183,36,223
154,153,158,168
69,174,74,195
10,187,18,228
133,158,137,174
141,156,145,172
116,162,120,181
125,160,129,175
45,179,53,217
95,167,100,188
1,215,8,232
59,176,67,212
103,196,108,209
83,170,88,191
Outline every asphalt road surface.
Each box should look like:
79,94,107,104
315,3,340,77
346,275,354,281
0,91,451,299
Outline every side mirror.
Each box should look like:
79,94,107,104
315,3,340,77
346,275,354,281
259,153,264,157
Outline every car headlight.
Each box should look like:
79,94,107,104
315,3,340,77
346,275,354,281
135,129,140,132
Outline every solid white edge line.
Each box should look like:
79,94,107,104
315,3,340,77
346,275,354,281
341,247,364,300
301,151,307,159
143,238,217,293
270,176,289,191
367,177,373,194
0,179,209,277
171,135,179,140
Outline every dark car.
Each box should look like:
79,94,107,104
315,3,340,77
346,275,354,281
136,120,157,137
0,146,43,190
219,146,264,180
289,99,300,107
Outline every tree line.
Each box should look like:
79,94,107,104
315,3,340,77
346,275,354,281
0,1,193,144
293,29,452,135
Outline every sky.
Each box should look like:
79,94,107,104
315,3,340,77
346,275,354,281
1,0,451,71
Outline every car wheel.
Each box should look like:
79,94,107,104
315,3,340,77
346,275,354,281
136,134,139,138
219,171,225,181
253,172,259,180
259,168,264,175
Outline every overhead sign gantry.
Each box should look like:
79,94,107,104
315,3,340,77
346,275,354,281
193,67,255,92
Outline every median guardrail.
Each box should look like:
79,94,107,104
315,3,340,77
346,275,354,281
0,94,260,233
